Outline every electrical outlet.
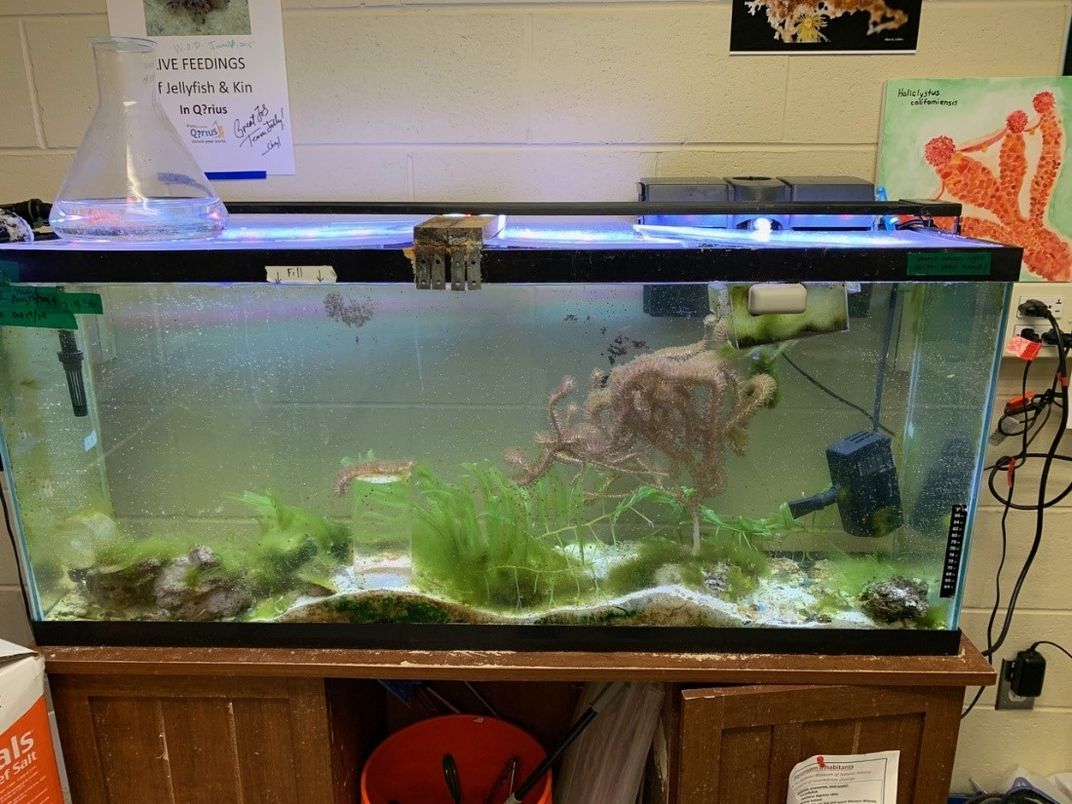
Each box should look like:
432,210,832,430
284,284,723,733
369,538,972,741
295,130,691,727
1004,281,1072,360
995,659,1036,710
1012,324,1046,339
1016,294,1064,319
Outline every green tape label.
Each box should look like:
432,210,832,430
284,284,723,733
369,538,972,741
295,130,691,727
907,251,992,277
0,286,103,330
0,309,76,328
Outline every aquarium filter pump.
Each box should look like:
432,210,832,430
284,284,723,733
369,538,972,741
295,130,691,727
56,331,87,417
787,431,904,537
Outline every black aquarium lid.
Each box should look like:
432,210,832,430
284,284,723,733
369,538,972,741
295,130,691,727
32,620,964,656
221,199,963,216
0,201,1023,284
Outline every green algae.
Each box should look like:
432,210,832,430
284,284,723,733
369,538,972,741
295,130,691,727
410,462,594,610
326,593,454,624
605,535,770,601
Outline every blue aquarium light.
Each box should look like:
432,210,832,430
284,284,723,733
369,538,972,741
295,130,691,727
12,214,427,251
633,223,991,249
219,216,420,245
492,221,685,248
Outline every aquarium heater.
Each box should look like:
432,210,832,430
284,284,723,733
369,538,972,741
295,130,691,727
787,431,904,538
56,331,88,417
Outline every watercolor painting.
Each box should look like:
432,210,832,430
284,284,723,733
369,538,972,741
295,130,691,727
879,78,1072,282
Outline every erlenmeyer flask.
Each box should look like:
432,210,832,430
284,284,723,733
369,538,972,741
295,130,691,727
50,37,227,241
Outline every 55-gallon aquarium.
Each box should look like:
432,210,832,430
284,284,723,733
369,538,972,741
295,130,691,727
0,201,1018,654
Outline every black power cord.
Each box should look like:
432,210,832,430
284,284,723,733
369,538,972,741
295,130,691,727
1031,639,1072,662
984,303,1069,659
0,198,50,228
781,285,898,437
782,354,895,436
961,471,1018,719
871,285,898,433
962,301,1069,719
963,362,1032,720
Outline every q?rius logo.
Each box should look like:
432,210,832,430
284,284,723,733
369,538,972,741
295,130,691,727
186,121,226,144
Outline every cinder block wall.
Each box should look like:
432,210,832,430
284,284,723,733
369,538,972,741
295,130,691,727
1,0,1071,792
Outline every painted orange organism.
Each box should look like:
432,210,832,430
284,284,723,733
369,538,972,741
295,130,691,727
925,91,1071,282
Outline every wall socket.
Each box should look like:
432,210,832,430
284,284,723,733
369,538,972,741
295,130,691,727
995,658,1036,710
1005,282,1070,356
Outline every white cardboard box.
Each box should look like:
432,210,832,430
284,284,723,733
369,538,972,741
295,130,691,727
0,639,64,802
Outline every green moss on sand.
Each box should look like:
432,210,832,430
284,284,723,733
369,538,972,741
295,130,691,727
606,536,769,601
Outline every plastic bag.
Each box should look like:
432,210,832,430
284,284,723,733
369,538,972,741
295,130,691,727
555,682,667,804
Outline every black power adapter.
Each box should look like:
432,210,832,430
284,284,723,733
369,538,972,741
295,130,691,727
1008,649,1047,697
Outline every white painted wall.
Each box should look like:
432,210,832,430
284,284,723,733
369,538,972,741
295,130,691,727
0,0,1070,793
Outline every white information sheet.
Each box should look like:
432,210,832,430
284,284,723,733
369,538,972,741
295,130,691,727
106,0,295,178
787,751,900,804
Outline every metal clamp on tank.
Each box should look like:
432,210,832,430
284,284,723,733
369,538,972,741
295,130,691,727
412,214,504,290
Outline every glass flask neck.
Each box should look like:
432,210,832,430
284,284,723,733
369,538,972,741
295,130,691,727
91,37,158,108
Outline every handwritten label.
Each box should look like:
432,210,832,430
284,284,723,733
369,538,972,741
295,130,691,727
265,265,337,284
0,286,103,330
906,251,992,277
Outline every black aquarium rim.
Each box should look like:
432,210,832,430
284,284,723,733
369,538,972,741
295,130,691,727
222,199,965,217
7,245,1023,284
32,621,963,656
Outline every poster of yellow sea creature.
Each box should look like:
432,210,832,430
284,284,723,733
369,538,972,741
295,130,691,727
730,0,922,54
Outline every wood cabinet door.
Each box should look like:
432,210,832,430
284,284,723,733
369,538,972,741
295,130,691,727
50,675,340,804
676,684,963,804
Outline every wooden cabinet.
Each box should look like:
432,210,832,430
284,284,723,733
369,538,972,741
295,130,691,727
43,639,993,804
48,675,378,804
666,684,963,803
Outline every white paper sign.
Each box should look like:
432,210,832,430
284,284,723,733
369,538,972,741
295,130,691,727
107,0,295,178
787,751,899,804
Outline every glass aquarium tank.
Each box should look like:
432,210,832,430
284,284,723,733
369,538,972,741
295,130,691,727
0,201,1019,654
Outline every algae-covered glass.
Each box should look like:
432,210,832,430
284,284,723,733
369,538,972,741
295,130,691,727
0,205,1017,654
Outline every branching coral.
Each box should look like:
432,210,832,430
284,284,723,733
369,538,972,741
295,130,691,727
507,315,776,555
745,1,909,44
925,91,1071,282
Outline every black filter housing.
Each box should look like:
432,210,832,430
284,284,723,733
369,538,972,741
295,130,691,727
827,431,904,537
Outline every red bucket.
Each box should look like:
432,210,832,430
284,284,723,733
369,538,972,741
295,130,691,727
360,714,552,804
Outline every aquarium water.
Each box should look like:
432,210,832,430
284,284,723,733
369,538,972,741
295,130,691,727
0,275,1009,640
49,37,229,243
49,198,228,242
